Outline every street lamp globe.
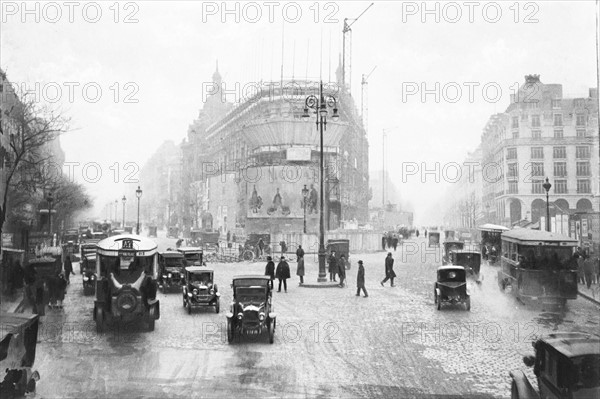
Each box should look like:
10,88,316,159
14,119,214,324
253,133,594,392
542,178,552,193
136,186,143,199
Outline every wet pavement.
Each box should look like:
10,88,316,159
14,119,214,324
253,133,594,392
27,235,600,398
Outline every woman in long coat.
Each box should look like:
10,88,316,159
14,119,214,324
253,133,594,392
264,256,275,289
328,252,338,282
296,256,305,285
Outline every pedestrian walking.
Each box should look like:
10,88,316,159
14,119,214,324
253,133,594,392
328,251,338,282
265,256,275,289
356,260,368,297
280,240,287,256
416,229,420,238
56,273,67,309
276,256,290,293
583,255,594,289
226,230,231,243
425,229,428,238
392,235,398,251
47,272,59,309
63,255,74,285
338,255,347,287
595,257,600,285
576,253,585,284
258,238,265,256
381,252,396,287
382,234,387,251
296,245,305,285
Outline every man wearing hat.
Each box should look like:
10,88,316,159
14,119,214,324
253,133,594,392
264,256,275,289
356,260,368,297
275,256,291,293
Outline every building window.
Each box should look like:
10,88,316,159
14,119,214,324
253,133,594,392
553,146,566,159
512,130,519,139
574,99,585,108
576,114,586,127
511,116,519,129
508,181,518,194
553,114,563,126
577,179,591,194
576,161,590,177
576,146,590,159
553,130,563,139
508,163,519,178
528,101,539,109
531,130,541,140
576,129,586,138
554,162,567,177
506,148,517,160
554,180,567,194
531,147,544,159
532,180,544,194
552,99,561,109
531,162,544,177
531,115,541,127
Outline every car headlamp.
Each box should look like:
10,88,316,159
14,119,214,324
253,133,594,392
193,288,199,295
237,312,243,320
209,288,214,295
162,275,167,279
91,275,95,280
83,276,89,281
168,273,172,278
259,313,265,321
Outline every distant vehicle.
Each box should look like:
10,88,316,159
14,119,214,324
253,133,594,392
24,257,61,316
81,249,97,295
158,251,185,292
226,275,276,344
109,229,125,237
510,332,600,399
478,223,509,264
0,313,41,397
428,231,441,247
176,247,204,267
93,235,160,332
434,265,470,311
442,240,465,265
61,229,80,249
327,239,351,269
449,250,482,283
498,229,578,308
182,266,220,314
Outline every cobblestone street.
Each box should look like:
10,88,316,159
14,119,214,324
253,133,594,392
25,236,600,398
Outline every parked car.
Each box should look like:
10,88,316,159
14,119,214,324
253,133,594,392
510,332,600,399
81,251,97,296
442,240,465,265
434,265,470,311
226,275,276,344
182,266,220,314
158,251,185,293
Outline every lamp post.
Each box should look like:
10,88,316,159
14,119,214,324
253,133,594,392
136,186,142,234
542,177,552,232
114,199,118,225
302,81,339,282
46,192,54,236
122,195,126,228
302,184,309,234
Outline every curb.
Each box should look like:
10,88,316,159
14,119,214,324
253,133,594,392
299,282,344,288
578,290,600,306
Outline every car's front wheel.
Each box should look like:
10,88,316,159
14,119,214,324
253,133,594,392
465,297,471,311
215,298,220,314
510,380,519,399
187,302,192,315
95,307,105,333
227,319,234,343
436,297,441,311
268,319,275,344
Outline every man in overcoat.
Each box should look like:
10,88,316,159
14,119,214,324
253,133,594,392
356,260,368,297
275,256,291,292
264,256,275,289
328,251,338,282
296,249,305,285
381,252,396,287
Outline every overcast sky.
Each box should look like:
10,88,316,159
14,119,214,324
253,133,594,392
2,1,598,224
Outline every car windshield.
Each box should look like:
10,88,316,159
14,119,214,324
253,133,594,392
518,245,575,270
189,272,212,284
164,258,184,268
438,269,466,282
455,254,480,267
236,287,266,303
100,255,153,276
183,253,202,263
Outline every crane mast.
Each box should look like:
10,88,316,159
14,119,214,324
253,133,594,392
342,3,374,95
361,65,377,133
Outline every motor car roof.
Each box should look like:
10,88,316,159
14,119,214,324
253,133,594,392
478,223,510,232
437,265,466,271
502,229,578,244
160,251,185,258
28,257,57,264
540,333,600,358
185,266,213,273
96,234,158,254
452,250,481,255
177,247,203,253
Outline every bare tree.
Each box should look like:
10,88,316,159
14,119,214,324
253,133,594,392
0,86,70,246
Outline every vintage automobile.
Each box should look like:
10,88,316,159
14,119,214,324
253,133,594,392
434,265,470,311
428,231,441,247
0,313,40,398
61,229,80,251
24,257,60,316
93,234,160,332
182,266,220,314
510,332,600,399
226,275,276,344
478,223,509,263
449,250,482,283
177,247,204,267
147,225,157,238
81,249,97,296
79,243,97,274
327,239,351,269
498,229,578,308
442,240,465,265
158,250,185,292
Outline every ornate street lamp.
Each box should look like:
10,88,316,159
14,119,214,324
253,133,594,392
136,186,143,234
542,177,552,232
302,81,339,282
122,195,126,228
302,184,309,234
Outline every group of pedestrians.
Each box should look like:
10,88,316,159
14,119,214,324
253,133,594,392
327,251,347,287
576,250,600,290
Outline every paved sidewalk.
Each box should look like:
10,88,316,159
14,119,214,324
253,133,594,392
578,281,600,305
